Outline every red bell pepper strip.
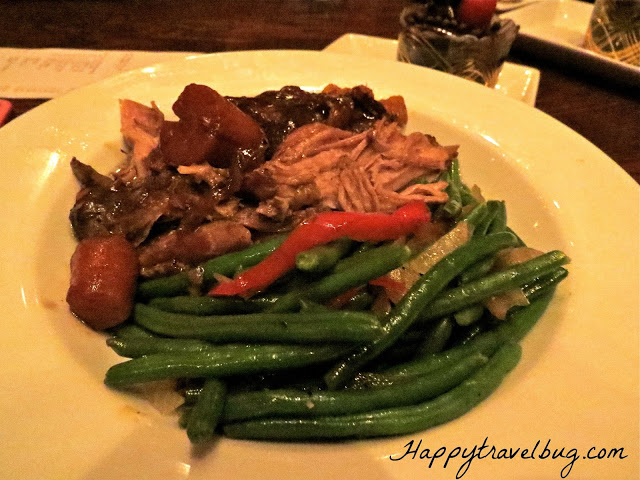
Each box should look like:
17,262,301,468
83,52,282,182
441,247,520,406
209,201,430,298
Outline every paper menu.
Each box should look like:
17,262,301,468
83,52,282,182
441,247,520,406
0,48,202,99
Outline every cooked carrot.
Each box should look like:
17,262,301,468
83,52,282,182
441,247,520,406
66,235,139,330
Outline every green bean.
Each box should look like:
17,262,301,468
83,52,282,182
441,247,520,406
415,317,455,356
108,323,156,339
298,300,332,313
269,243,411,313
449,289,556,349
449,158,460,182
222,352,488,422
149,295,278,315
444,159,466,218
506,226,527,247
201,235,287,285
523,267,568,301
460,202,488,229
453,304,485,326
351,334,497,390
459,185,476,207
349,277,555,391
295,238,353,273
449,157,461,181
452,322,487,346
106,336,217,358
187,378,227,443
324,232,519,389
134,304,382,344
331,242,399,274
418,250,569,323
437,171,463,219
450,288,555,351
341,289,375,311
223,343,521,440
367,329,505,382
104,344,352,388
487,200,507,234
473,200,500,237
137,273,194,300
326,242,373,272
450,159,476,207
457,256,495,284
456,201,507,283
137,235,286,299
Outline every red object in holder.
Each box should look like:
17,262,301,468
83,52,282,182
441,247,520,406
456,0,498,29
0,99,12,127
209,201,431,298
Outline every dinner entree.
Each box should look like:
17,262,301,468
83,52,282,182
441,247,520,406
66,83,569,444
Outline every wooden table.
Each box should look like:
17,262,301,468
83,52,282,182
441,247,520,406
1,0,638,183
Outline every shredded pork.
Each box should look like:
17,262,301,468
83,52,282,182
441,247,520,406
137,220,252,277
119,99,164,179
254,120,457,215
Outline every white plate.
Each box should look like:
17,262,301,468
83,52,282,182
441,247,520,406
502,0,640,86
0,50,638,480
323,33,541,106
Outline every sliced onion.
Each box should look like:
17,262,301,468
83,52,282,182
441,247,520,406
369,276,408,304
493,246,544,271
485,288,529,320
406,221,449,252
129,379,183,414
407,221,472,274
389,221,471,290
484,246,544,320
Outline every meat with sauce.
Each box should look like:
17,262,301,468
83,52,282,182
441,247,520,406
137,220,252,277
68,84,441,277
229,84,404,159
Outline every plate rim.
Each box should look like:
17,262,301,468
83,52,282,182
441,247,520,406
0,49,637,480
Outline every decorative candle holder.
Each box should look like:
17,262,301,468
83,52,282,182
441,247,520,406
397,3,519,88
